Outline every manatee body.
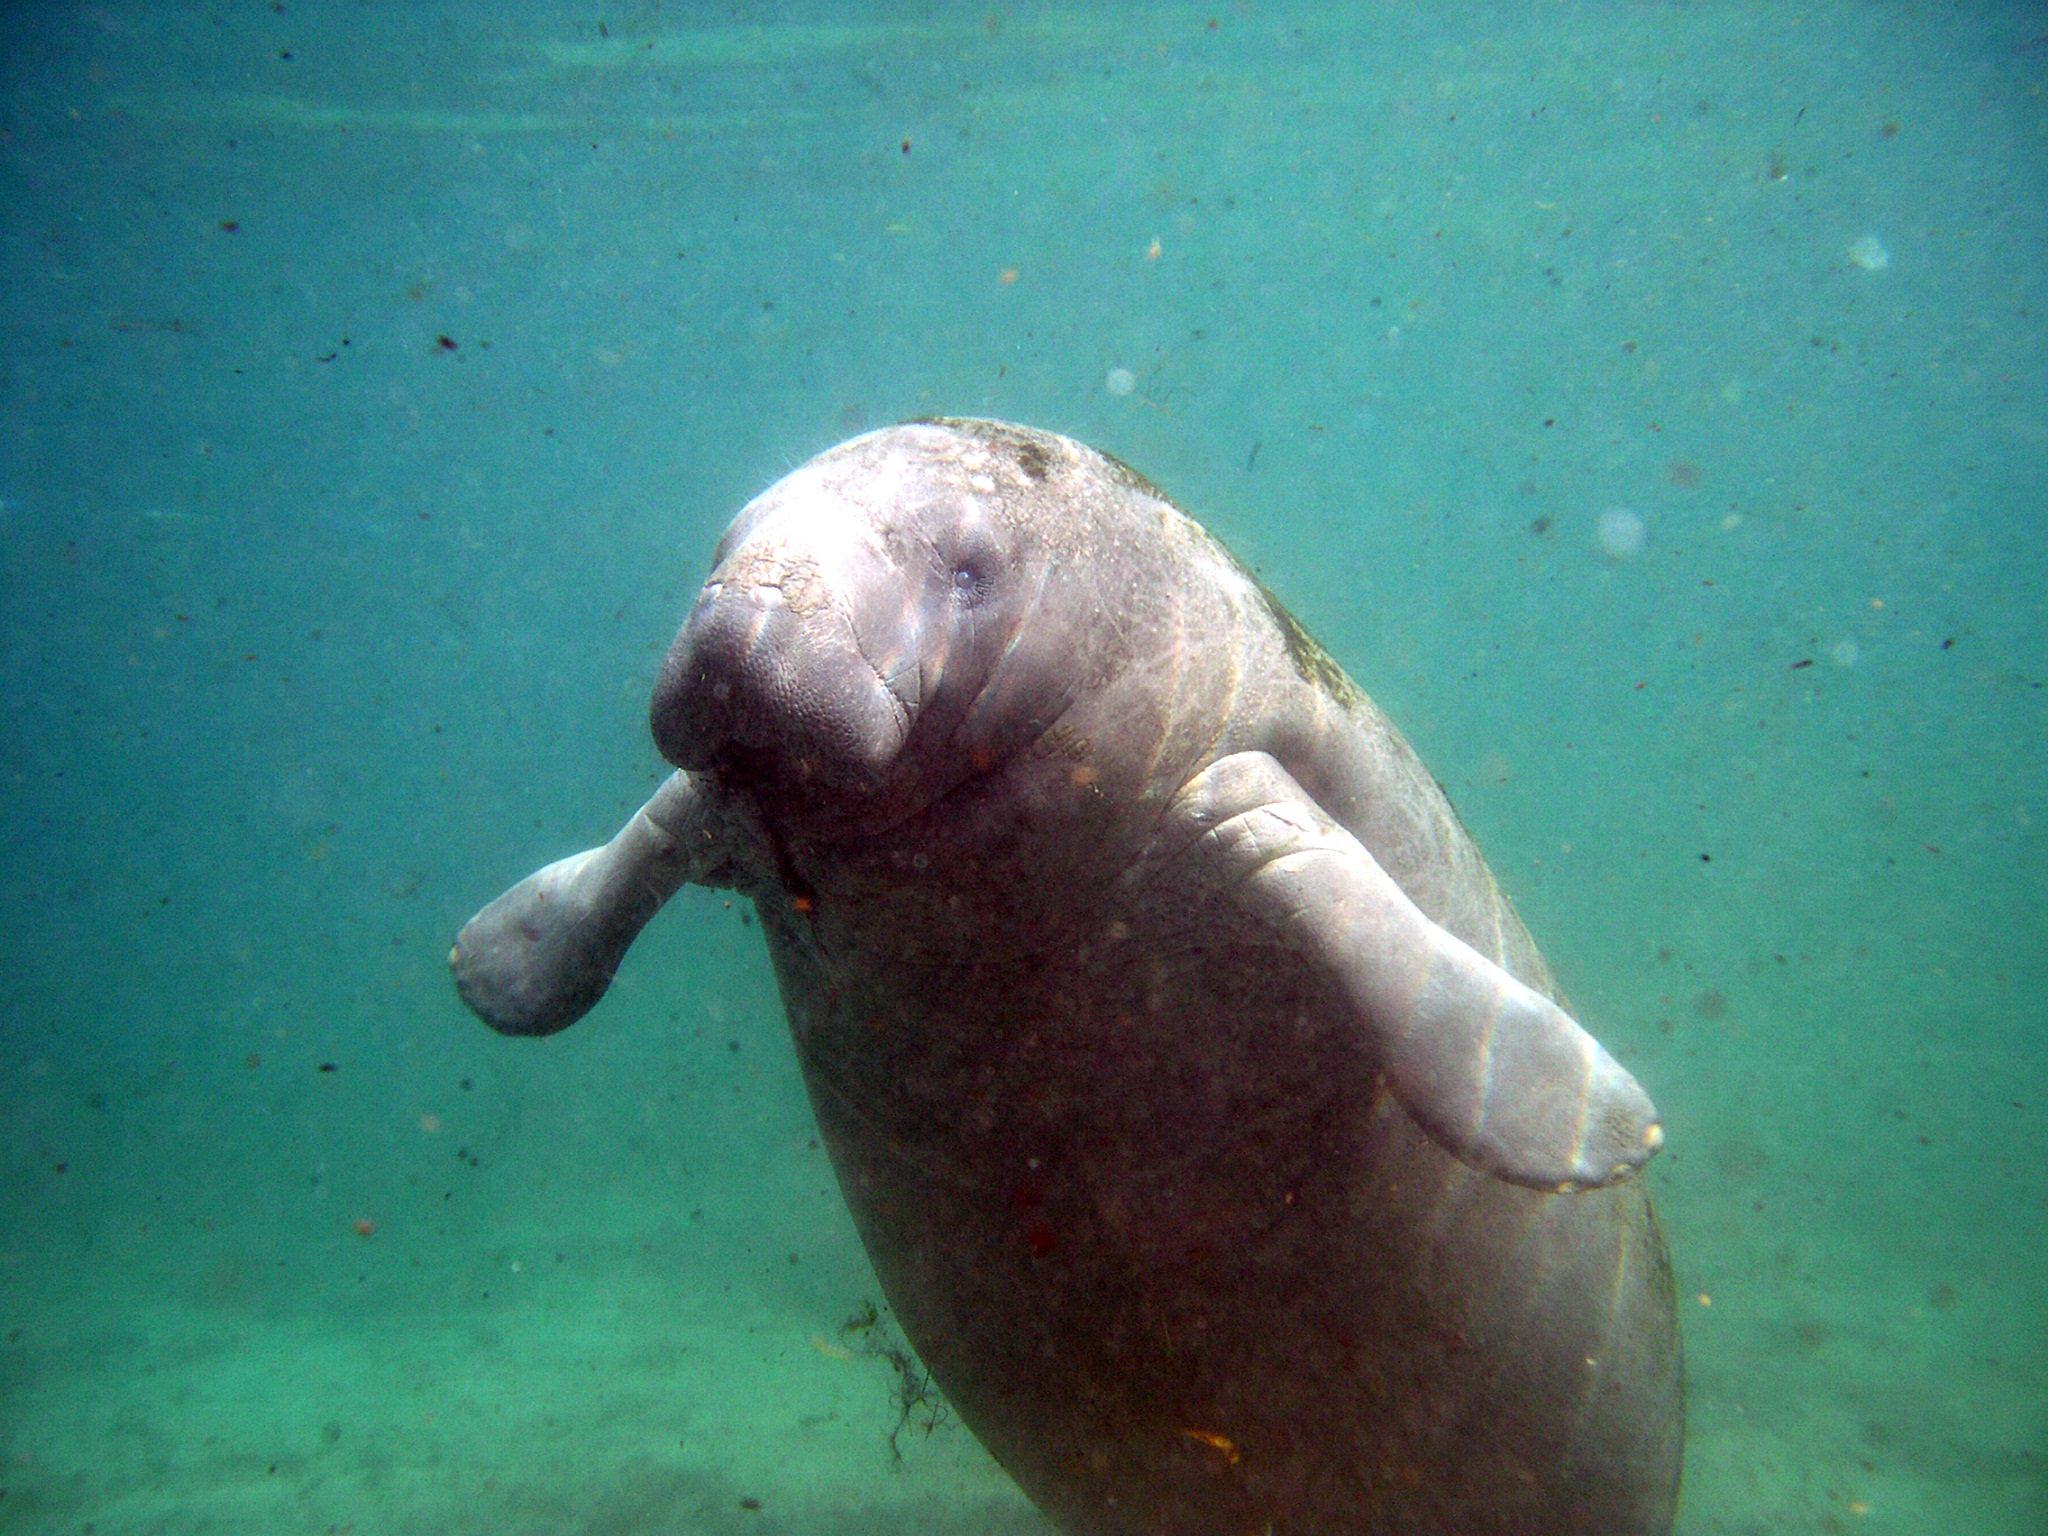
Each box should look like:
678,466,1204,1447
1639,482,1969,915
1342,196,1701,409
451,420,1683,1535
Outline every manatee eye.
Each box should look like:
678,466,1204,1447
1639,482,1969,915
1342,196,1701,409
950,559,994,607
943,521,1006,609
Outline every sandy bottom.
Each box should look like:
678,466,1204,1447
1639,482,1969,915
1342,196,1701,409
1,1201,1051,1535
3,1170,2037,1536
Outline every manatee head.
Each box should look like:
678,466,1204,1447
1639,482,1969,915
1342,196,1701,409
652,420,1089,835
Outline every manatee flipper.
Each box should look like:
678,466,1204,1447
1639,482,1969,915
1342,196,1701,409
450,770,761,1037
1162,751,1663,1190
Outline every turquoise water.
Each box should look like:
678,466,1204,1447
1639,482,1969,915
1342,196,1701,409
2,3,2041,1532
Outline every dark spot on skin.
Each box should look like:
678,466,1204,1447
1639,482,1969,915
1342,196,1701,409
1693,989,1727,1019
1093,448,1175,505
1176,533,1361,706
1135,457,1364,708
1530,515,1553,535
916,418,1069,489
1254,582,1362,705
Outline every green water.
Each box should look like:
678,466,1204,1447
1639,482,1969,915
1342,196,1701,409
1,3,2040,1532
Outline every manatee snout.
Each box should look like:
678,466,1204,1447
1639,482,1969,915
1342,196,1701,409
651,543,913,793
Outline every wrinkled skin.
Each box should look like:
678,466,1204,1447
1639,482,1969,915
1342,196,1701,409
452,420,1683,1535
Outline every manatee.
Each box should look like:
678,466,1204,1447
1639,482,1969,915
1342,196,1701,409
450,419,1683,1535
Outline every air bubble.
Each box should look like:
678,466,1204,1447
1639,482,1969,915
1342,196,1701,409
1596,507,1647,561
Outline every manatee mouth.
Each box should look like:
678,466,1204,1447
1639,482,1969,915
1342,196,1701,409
650,563,914,798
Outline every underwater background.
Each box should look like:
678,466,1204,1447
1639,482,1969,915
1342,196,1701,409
2,2,2042,1532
